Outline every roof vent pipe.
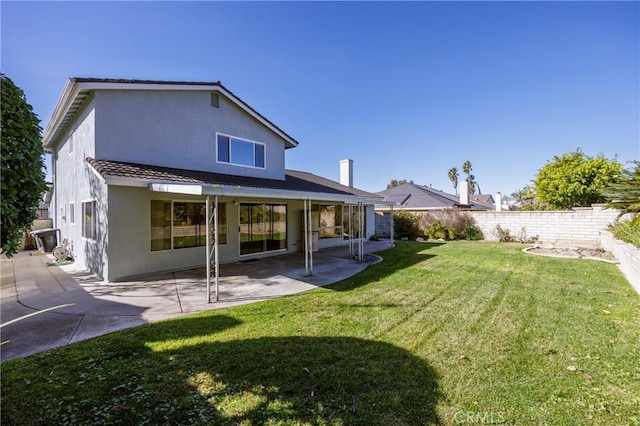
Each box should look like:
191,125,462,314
340,159,353,187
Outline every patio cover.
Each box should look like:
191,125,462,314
87,158,390,301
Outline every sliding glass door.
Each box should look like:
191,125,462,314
239,203,287,255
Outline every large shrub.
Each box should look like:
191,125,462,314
393,211,421,240
1,73,48,257
420,210,483,241
534,149,623,209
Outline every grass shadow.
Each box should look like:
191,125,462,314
2,332,441,425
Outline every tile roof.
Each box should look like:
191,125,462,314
87,158,381,200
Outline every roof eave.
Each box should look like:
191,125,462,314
42,78,300,151
150,182,372,204
42,78,80,150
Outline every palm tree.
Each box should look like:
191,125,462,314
604,161,640,218
462,160,472,176
461,161,480,194
467,174,477,195
448,167,459,194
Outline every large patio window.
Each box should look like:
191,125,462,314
151,200,227,251
240,203,287,255
312,204,344,239
310,203,365,239
217,134,265,169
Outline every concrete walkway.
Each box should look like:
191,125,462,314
1,241,391,362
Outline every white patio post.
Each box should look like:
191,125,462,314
348,204,354,257
359,202,364,262
304,199,309,275
390,204,395,245
206,195,220,303
214,195,219,302
308,199,314,275
206,195,212,303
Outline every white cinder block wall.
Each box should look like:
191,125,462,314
469,205,619,245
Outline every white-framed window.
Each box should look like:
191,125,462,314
82,200,96,240
69,202,75,225
216,133,265,169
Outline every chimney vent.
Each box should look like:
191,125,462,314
459,181,470,206
340,159,353,187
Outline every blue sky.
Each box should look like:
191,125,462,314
2,1,638,197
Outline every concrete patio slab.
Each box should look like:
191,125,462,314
1,241,392,362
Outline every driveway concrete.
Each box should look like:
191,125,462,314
1,241,391,362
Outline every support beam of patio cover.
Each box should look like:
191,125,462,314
304,199,314,276
206,195,219,303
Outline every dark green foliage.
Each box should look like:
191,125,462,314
1,73,47,257
393,210,420,239
604,161,640,218
603,162,640,247
463,225,483,241
534,149,623,209
421,210,483,240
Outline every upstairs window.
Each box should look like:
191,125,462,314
217,134,265,169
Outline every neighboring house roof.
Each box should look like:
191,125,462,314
376,183,492,211
87,158,383,204
42,78,299,151
471,194,495,206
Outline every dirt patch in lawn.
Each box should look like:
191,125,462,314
524,246,618,263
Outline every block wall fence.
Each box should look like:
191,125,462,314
469,205,619,245
600,230,640,293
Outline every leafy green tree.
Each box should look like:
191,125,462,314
533,149,623,209
447,167,459,194
1,73,47,257
604,161,640,217
386,179,414,189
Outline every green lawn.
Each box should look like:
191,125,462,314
2,242,639,425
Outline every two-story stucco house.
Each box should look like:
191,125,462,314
43,78,382,282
